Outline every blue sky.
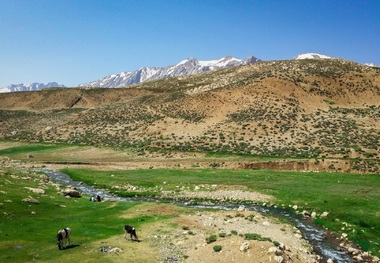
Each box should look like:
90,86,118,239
1,0,379,87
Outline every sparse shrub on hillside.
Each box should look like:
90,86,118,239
244,233,272,242
213,245,222,252
206,235,217,244
160,107,206,123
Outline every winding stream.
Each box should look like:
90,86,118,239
42,169,353,263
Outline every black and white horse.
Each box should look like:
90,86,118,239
124,225,138,241
57,228,71,250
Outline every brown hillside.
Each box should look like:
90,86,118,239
0,59,379,173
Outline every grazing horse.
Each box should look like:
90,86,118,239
124,225,138,241
57,228,71,250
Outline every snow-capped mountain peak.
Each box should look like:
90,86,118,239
79,55,260,88
293,53,332,60
0,82,65,93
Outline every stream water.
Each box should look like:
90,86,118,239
42,169,353,263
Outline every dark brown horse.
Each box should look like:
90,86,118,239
124,225,138,241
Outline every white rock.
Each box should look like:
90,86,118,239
22,196,40,204
321,211,329,217
237,205,245,212
268,247,278,253
108,247,122,253
274,255,284,263
239,241,250,251
354,255,363,262
348,247,360,255
24,187,45,195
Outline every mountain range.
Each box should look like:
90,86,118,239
0,55,259,93
1,53,377,93
0,82,65,93
78,55,260,88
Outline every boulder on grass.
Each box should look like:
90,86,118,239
22,196,40,204
61,188,81,198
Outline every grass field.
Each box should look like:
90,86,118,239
62,167,380,256
0,167,189,262
1,142,380,260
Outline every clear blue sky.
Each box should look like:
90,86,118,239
1,0,379,87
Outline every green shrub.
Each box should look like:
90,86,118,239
273,241,281,246
244,233,272,242
218,232,227,238
213,245,222,252
206,234,217,244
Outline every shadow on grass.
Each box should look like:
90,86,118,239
125,239,141,243
64,244,80,250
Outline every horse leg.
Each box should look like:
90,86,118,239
130,229,138,240
57,232,63,250
58,241,63,250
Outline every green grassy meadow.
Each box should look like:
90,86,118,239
62,167,380,256
0,166,190,262
0,142,380,259
0,168,148,262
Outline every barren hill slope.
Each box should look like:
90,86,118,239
0,59,379,172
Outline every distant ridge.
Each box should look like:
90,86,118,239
2,53,378,93
78,55,261,88
0,82,65,93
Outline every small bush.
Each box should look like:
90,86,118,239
273,241,281,247
218,232,227,238
213,245,222,252
245,214,256,222
244,233,272,242
206,234,217,244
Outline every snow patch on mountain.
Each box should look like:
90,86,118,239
0,82,65,93
79,55,260,88
364,63,378,67
293,53,332,60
